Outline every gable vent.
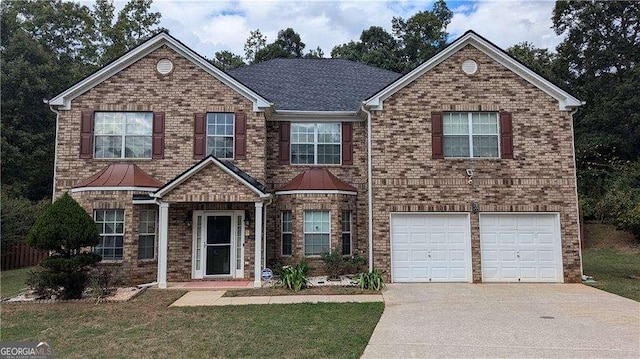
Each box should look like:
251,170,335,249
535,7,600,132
461,59,478,75
156,59,174,75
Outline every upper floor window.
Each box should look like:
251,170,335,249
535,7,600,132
94,112,152,158
443,112,499,158
207,113,234,159
291,123,341,165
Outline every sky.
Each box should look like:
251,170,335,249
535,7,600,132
92,0,563,60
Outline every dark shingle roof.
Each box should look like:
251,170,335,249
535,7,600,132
228,58,401,111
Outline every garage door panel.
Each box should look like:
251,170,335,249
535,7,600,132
392,214,471,283
480,214,562,283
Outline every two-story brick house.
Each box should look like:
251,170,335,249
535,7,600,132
47,30,583,288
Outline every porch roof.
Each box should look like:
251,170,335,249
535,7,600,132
72,163,162,192
275,168,357,195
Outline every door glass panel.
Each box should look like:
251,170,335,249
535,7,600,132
236,215,242,271
195,216,202,271
207,216,231,244
206,246,230,275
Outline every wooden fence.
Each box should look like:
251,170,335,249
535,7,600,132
1,241,48,271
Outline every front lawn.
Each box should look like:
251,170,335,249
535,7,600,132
1,290,384,358
0,267,32,299
582,223,640,302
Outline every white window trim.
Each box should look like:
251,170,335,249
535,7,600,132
281,211,293,257
137,209,157,261
443,112,500,159
342,211,352,256
94,209,125,262
303,210,332,257
94,112,153,159
291,123,342,165
206,112,235,160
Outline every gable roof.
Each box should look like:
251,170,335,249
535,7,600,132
275,168,357,195
47,32,272,111
228,58,401,112
153,155,269,198
365,30,583,111
71,163,162,192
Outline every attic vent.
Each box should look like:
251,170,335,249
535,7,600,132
156,59,174,75
461,59,478,75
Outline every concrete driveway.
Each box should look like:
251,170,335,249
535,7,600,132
362,284,640,358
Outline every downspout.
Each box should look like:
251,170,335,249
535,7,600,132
569,106,584,280
47,102,60,201
361,103,374,273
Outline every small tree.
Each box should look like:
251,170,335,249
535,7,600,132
26,193,102,299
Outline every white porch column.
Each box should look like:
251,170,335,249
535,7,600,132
157,202,169,289
254,201,264,288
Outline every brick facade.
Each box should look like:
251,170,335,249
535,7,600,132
369,45,581,283
53,37,581,285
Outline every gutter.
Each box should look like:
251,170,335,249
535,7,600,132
361,103,374,273
46,100,60,201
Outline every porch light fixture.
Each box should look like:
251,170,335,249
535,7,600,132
184,210,193,227
471,200,479,214
244,210,251,225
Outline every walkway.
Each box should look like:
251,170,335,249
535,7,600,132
169,290,383,307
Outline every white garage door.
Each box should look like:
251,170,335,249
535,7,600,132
480,213,563,283
391,214,471,283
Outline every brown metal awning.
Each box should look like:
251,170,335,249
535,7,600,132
74,164,162,189
275,168,357,193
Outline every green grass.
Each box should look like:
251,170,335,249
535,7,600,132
0,267,32,299
1,290,384,358
582,248,640,302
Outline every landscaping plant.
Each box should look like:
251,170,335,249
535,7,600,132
277,263,308,292
320,248,344,280
26,192,102,299
356,270,385,291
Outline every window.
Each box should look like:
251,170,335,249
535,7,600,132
443,112,499,158
304,211,330,256
291,123,341,164
138,210,156,260
342,211,352,256
94,209,125,260
94,112,152,158
207,113,234,159
281,211,292,256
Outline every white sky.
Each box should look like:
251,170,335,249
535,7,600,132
83,0,563,59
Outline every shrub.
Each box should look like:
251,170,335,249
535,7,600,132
89,266,124,296
25,193,102,299
276,264,308,292
271,257,309,278
321,248,344,280
0,191,49,252
356,270,385,291
344,252,367,274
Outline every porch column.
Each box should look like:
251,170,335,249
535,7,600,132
254,201,264,288
157,202,169,289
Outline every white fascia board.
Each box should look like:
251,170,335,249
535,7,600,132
132,199,159,205
274,190,357,196
365,32,582,111
153,157,269,198
48,33,272,112
71,186,158,193
271,110,363,122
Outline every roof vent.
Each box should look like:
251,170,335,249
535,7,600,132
461,59,478,75
156,59,174,75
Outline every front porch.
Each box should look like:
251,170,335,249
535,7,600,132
165,280,253,290
144,156,271,289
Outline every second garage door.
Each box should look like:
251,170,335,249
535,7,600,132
391,213,471,283
480,213,563,283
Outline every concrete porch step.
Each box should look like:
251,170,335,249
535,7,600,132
165,281,253,290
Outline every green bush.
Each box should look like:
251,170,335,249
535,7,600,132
321,248,344,280
276,264,308,292
356,270,385,291
25,193,102,299
0,191,49,252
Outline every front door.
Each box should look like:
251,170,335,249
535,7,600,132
192,211,244,279
206,215,232,275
